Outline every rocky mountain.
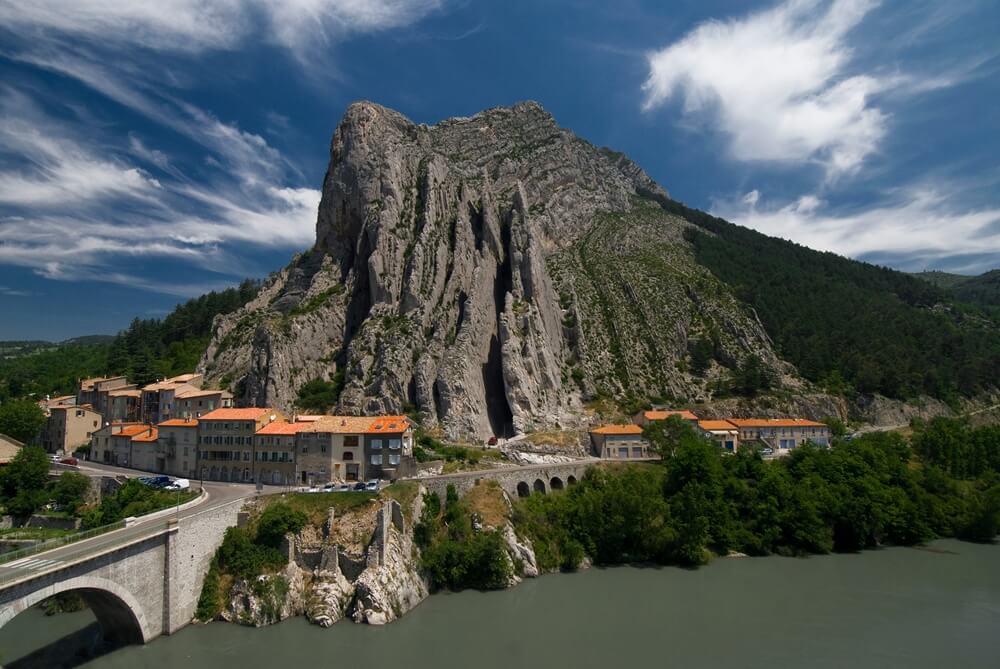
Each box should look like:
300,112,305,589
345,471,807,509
200,101,793,439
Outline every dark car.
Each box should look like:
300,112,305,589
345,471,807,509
353,481,367,491
487,436,498,446
141,475,171,488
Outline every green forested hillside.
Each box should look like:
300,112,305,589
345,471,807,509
0,280,260,401
920,270,1000,310
649,196,1000,401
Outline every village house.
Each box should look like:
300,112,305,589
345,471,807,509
77,376,137,420
197,407,285,482
107,388,141,423
175,388,233,420
633,409,699,427
0,433,23,465
252,421,305,486
139,374,204,424
364,415,416,481
296,416,372,485
589,424,653,459
696,419,740,452
39,405,102,455
91,423,158,469
37,395,76,413
156,418,200,478
727,418,831,453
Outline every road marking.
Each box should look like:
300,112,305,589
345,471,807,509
1,557,62,571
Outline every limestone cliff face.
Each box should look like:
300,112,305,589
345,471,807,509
201,101,791,439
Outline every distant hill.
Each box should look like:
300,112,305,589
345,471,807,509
914,270,1000,310
0,282,260,402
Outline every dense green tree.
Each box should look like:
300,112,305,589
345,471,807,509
255,503,307,548
0,399,46,443
0,445,50,516
50,471,91,514
295,373,345,413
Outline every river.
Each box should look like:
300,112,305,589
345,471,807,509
2,539,999,668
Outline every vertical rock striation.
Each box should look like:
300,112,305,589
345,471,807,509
201,101,791,439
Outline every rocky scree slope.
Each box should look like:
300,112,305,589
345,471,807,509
201,101,791,439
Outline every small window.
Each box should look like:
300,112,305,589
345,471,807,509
618,447,628,458
388,439,401,450
371,439,383,450
370,454,382,465
344,435,359,448
343,451,354,461
389,453,401,465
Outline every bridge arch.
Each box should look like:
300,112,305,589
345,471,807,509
567,475,578,486
533,478,546,494
0,575,153,647
516,481,530,497
550,476,564,491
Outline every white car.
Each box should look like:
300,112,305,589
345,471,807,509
164,478,190,491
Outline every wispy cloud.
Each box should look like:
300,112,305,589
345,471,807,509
0,86,319,292
715,185,1000,272
0,285,32,297
641,0,886,179
0,0,443,61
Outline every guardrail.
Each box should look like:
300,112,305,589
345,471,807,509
0,519,127,566
0,489,203,568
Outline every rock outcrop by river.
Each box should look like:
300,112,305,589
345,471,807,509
218,485,539,629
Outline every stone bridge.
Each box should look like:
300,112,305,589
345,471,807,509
413,458,599,499
0,497,244,649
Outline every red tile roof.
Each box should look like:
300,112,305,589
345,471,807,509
728,418,827,428
255,421,310,436
158,418,199,427
199,408,274,421
365,416,413,434
590,424,644,435
698,420,738,431
643,410,699,421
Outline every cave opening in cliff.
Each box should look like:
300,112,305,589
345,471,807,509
342,230,373,348
482,215,515,439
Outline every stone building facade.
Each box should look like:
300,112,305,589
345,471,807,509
196,407,285,482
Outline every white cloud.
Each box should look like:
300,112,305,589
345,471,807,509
715,186,1000,268
0,0,441,57
0,87,320,293
642,0,887,178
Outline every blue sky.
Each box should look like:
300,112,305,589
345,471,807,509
1,0,998,340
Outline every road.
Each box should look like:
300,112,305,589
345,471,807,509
0,462,257,586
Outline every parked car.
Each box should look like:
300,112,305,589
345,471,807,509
59,456,79,466
336,483,353,492
352,481,367,491
164,478,190,491
321,482,338,492
487,436,498,446
140,475,171,488
760,447,774,456
365,481,379,492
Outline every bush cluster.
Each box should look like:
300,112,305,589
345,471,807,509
415,486,511,590
515,420,1000,572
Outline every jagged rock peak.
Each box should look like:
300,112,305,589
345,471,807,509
201,101,790,440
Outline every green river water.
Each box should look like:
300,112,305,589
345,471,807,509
2,539,998,668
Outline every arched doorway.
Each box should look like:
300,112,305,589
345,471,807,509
516,481,530,497
550,476,564,491
533,478,546,494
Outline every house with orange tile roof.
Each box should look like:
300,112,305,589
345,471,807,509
253,420,309,485
156,417,200,477
91,422,159,469
633,409,700,427
727,418,830,453
175,388,234,420
363,416,416,481
39,405,102,455
296,416,376,484
696,420,740,452
197,407,286,483
588,423,653,459
77,375,136,421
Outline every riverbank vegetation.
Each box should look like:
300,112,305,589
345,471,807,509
415,485,512,591
511,419,999,573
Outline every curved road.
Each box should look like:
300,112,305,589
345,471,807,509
0,463,257,587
